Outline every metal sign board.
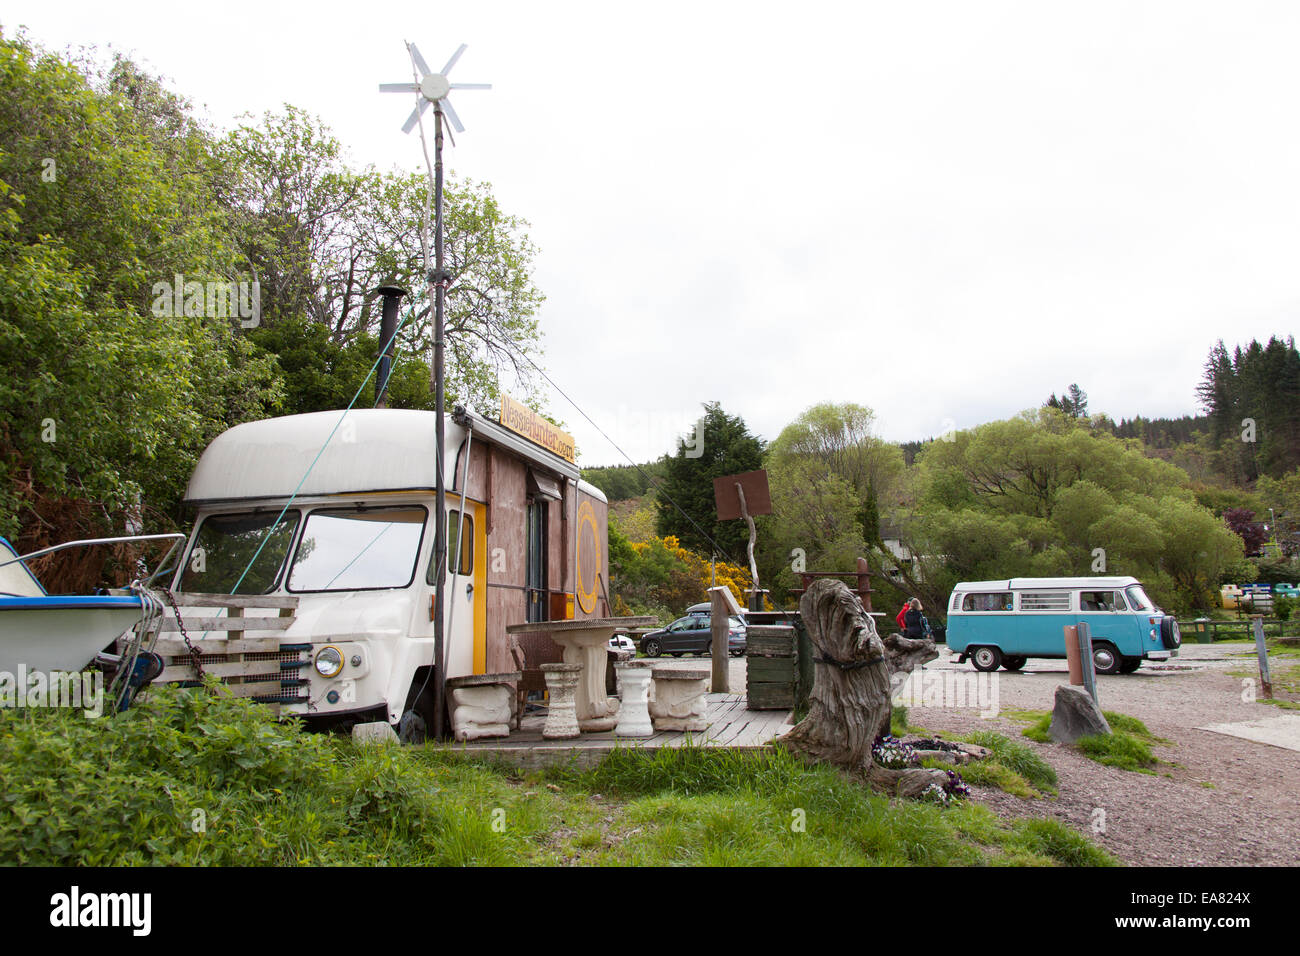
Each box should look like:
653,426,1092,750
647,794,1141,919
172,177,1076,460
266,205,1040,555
713,469,772,520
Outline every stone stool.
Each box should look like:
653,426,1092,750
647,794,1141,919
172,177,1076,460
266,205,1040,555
614,660,655,738
540,662,583,739
649,667,710,732
446,672,521,742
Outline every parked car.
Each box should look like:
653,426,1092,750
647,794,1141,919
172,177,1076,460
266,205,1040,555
607,633,637,654
640,615,746,657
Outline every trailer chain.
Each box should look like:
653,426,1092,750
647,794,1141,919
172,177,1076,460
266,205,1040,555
162,589,206,682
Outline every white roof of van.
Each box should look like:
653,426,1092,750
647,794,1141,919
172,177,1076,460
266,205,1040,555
186,407,584,504
952,576,1142,591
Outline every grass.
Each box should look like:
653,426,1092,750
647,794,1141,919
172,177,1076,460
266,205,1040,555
1017,709,1162,772
1075,732,1158,772
0,686,1118,867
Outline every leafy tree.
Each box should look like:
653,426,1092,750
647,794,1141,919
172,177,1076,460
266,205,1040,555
760,403,904,602
875,409,1242,613
0,32,281,553
223,111,545,414
654,402,764,564
1223,508,1267,556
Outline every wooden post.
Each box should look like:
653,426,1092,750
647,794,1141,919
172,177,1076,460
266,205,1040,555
1252,614,1273,699
709,584,742,694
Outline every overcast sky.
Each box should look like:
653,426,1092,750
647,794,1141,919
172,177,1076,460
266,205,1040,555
7,1,1300,465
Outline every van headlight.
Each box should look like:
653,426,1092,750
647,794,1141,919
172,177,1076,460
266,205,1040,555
314,646,344,678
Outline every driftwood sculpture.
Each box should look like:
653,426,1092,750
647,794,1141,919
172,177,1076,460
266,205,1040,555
776,578,950,797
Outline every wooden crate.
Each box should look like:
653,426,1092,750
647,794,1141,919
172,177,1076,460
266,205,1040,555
746,624,796,710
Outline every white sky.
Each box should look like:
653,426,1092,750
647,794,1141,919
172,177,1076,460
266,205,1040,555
7,1,1300,465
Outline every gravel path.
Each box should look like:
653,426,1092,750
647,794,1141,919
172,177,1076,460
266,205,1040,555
907,644,1300,866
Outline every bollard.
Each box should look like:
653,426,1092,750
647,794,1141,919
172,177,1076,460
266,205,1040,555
1064,625,1084,685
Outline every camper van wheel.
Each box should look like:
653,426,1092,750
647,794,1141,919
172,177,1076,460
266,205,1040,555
1118,658,1142,674
1001,656,1027,671
397,709,428,744
971,646,1002,672
643,638,662,658
1091,643,1121,675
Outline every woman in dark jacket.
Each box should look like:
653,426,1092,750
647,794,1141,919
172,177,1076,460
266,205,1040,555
903,598,926,638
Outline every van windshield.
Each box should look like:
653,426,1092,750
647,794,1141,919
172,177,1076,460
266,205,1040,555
180,511,300,595
1124,585,1154,611
288,506,426,592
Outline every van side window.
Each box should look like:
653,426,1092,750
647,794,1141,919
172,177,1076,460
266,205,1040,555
1081,590,1126,612
1021,591,1072,611
963,592,1012,611
951,592,963,612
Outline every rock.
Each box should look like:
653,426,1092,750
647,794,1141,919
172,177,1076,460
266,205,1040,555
352,721,399,745
1049,685,1112,743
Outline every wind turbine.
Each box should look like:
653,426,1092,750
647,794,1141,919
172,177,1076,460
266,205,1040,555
380,42,491,135
379,42,489,742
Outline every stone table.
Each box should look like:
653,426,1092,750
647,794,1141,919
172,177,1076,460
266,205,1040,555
508,616,656,731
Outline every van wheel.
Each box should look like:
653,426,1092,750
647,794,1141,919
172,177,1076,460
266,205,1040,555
643,638,661,658
397,708,428,744
1159,617,1181,649
971,646,1003,672
1002,656,1027,671
1118,658,1142,674
1091,642,1121,675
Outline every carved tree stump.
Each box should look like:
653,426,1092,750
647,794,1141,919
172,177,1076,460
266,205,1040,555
775,579,949,797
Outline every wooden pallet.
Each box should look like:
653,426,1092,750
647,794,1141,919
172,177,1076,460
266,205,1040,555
142,592,304,702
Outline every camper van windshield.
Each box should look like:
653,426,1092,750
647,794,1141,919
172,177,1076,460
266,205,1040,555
1125,585,1154,611
181,511,301,595
288,506,426,592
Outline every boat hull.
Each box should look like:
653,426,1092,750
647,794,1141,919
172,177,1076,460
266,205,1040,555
0,596,143,674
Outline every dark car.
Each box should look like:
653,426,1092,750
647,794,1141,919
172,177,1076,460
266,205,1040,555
640,615,746,658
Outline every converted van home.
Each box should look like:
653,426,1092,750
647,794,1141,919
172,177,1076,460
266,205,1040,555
147,402,609,739
945,576,1181,674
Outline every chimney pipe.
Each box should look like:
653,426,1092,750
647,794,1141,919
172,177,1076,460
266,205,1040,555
373,285,409,408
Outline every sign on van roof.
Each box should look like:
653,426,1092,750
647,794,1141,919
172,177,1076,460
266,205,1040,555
500,394,576,463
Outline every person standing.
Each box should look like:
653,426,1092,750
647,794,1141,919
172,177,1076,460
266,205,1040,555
904,598,926,638
895,600,909,631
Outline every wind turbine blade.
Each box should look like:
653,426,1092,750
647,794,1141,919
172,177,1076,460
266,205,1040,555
441,44,467,75
407,42,433,77
379,83,420,93
440,98,465,133
449,83,492,90
401,99,431,134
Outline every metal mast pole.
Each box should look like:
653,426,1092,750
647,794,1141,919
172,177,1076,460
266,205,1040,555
431,104,448,740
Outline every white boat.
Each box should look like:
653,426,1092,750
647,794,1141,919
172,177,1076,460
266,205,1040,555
0,534,183,674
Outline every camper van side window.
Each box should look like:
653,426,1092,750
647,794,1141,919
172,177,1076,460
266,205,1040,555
1080,590,1126,612
1020,592,1072,611
429,511,474,584
288,506,427,592
962,592,1012,612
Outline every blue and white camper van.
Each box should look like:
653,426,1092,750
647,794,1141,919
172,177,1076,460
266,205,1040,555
945,576,1180,674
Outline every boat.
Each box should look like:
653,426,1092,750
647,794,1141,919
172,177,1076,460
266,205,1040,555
0,534,183,675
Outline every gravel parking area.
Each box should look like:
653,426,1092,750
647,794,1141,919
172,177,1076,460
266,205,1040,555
906,644,1300,866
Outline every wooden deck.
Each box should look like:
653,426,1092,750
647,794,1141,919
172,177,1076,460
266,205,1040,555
437,693,795,769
